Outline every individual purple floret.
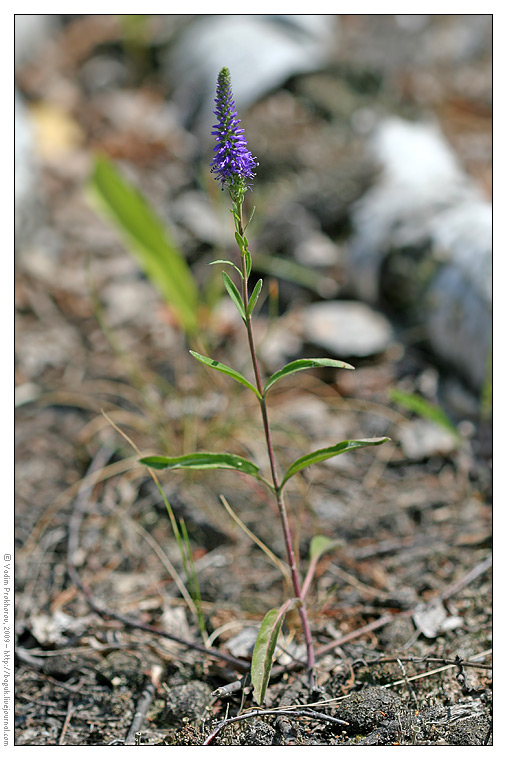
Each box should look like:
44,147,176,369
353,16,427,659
210,67,257,200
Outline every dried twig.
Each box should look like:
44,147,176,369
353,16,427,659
58,697,74,745
354,654,492,671
124,680,157,745
439,555,492,600
202,707,349,745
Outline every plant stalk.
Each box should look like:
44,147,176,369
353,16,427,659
235,200,315,688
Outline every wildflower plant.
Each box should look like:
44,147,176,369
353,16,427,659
140,67,388,703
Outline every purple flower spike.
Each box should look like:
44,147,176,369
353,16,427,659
210,67,257,200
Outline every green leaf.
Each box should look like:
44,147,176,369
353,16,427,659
251,607,286,705
390,389,460,439
222,271,246,321
189,351,261,399
247,279,263,317
264,358,355,395
245,248,252,278
235,230,245,249
244,205,256,230
252,251,337,298
208,259,243,279
139,452,260,478
87,155,199,334
281,437,389,488
309,535,340,562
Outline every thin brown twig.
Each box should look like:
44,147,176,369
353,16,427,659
439,555,492,600
354,654,492,671
202,707,349,745
58,697,74,745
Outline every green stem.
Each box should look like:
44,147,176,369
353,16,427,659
234,197,315,688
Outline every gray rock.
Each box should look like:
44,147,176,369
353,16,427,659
413,597,463,638
162,680,212,725
225,627,259,659
398,419,458,460
347,117,491,391
294,232,342,267
166,15,337,136
15,92,43,248
303,300,393,357
445,714,492,746
378,615,416,647
237,720,275,746
335,686,404,733
172,191,228,246
15,14,58,66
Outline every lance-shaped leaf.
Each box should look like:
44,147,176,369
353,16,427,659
139,452,261,478
247,279,263,317
245,248,252,278
222,271,246,320
263,358,354,395
189,351,261,399
281,437,389,488
251,606,287,705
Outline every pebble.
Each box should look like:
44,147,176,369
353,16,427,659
413,597,463,638
398,418,458,460
335,686,404,733
162,681,212,725
224,626,259,658
303,300,393,357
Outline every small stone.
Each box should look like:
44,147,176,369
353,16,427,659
398,419,457,460
225,627,259,658
335,686,404,733
294,232,341,267
446,714,492,746
162,681,212,726
303,301,392,357
237,721,276,746
413,598,463,638
378,615,416,647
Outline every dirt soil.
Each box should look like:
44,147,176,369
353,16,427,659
15,15,491,746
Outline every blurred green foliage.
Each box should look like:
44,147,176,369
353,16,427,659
88,155,199,335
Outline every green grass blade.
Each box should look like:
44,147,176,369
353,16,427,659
252,251,337,297
140,452,261,478
263,358,354,395
179,518,207,641
251,606,286,705
390,389,460,439
87,155,199,334
281,437,389,488
189,351,261,399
